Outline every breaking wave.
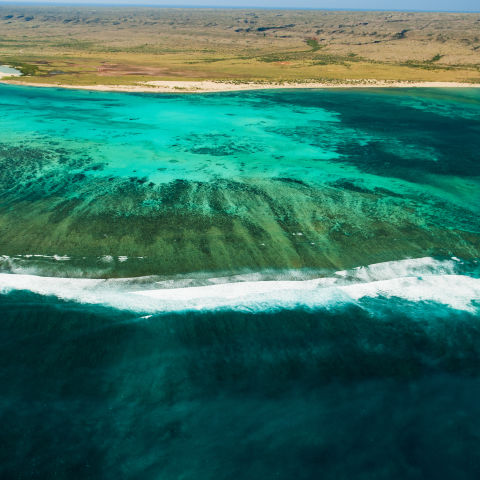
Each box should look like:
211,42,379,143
0,256,478,314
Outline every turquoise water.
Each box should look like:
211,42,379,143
1,85,480,478
0,85,479,276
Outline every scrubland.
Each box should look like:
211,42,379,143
0,6,479,86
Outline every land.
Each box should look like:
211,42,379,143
0,6,479,88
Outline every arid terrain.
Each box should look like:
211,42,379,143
0,5,479,87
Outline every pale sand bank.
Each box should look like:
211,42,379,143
2,79,480,93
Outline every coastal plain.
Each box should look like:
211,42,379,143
0,6,480,88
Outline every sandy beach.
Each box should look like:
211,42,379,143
2,78,480,93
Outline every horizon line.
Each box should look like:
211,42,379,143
0,2,479,14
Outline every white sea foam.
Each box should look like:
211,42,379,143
1,254,71,261
335,256,459,282
131,274,480,313
53,255,71,261
0,257,478,314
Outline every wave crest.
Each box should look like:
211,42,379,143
0,257,478,314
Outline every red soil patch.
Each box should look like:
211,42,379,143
96,63,193,76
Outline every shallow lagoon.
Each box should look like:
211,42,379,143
0,85,479,277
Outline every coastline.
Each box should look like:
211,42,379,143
2,78,480,93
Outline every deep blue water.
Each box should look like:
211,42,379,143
1,291,480,479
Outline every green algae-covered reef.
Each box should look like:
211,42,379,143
1,85,479,278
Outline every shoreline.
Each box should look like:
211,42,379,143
2,78,480,93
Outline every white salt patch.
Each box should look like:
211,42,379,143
0,65,21,78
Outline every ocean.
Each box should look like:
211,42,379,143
1,85,479,478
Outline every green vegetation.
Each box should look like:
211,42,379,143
305,37,321,52
429,54,444,63
3,59,38,76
